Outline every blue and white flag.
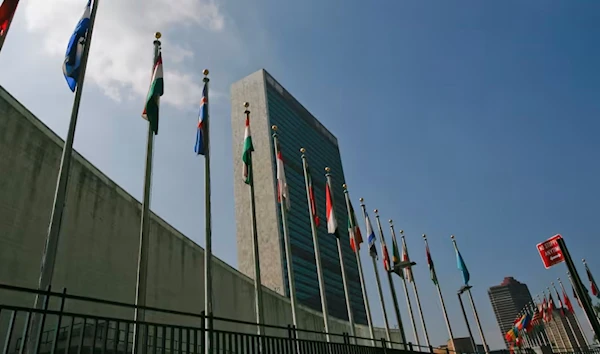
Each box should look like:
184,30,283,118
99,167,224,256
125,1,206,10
63,0,91,92
455,248,470,285
194,82,208,155
365,211,377,259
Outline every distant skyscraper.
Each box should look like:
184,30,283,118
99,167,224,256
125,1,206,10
230,69,367,324
488,277,533,348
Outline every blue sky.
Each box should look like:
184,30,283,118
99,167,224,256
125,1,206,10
1,0,600,350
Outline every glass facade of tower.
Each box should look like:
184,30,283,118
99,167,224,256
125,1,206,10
264,74,367,324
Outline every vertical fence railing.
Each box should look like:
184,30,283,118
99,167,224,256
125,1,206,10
0,282,460,354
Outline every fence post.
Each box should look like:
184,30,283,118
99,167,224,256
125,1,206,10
287,325,293,353
409,342,414,352
33,285,52,354
200,311,205,354
50,288,67,354
381,338,388,353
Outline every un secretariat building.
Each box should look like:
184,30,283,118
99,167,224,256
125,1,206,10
230,69,367,324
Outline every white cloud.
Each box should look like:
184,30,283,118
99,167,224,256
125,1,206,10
23,0,227,108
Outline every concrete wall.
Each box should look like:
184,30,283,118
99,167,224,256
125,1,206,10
0,86,402,347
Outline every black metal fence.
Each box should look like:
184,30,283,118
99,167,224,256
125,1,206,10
0,283,420,354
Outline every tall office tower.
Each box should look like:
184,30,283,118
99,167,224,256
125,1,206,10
230,69,367,324
488,277,534,348
545,309,587,351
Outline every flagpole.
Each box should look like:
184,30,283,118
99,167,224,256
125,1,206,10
560,276,590,348
272,125,299,330
582,259,600,330
538,294,558,350
561,241,600,340
360,199,392,344
374,210,408,349
300,149,331,342
400,230,430,348
526,302,540,347
567,272,594,346
325,168,356,340
28,1,100,352
243,103,265,335
530,297,546,347
389,222,419,347
0,0,19,53
423,234,455,350
201,68,214,354
539,295,554,348
343,186,375,345
534,299,548,347
532,300,546,347
452,235,489,354
535,302,548,347
546,288,567,350
457,290,477,353
553,281,583,351
132,32,161,354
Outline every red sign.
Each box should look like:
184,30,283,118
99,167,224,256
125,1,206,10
537,234,565,269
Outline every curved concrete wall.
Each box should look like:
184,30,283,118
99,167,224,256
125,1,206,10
0,86,402,347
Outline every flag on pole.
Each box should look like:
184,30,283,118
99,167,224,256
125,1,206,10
382,241,390,272
391,229,402,277
455,248,470,286
0,0,18,38
305,164,319,227
141,52,164,134
532,305,542,326
63,0,92,92
562,289,574,313
194,83,208,155
573,286,582,308
276,146,290,210
401,240,413,282
555,291,565,317
325,181,337,235
347,201,363,252
542,296,548,322
365,212,377,259
242,114,253,184
547,294,554,322
585,263,600,298
425,244,438,285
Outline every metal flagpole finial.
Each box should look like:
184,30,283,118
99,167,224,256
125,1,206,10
154,32,162,45
422,234,427,239
342,184,348,192
374,209,379,216
400,229,404,235
244,102,250,115
388,219,393,225
300,147,306,154
203,69,210,83
551,281,555,286
272,125,278,131
325,166,331,174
